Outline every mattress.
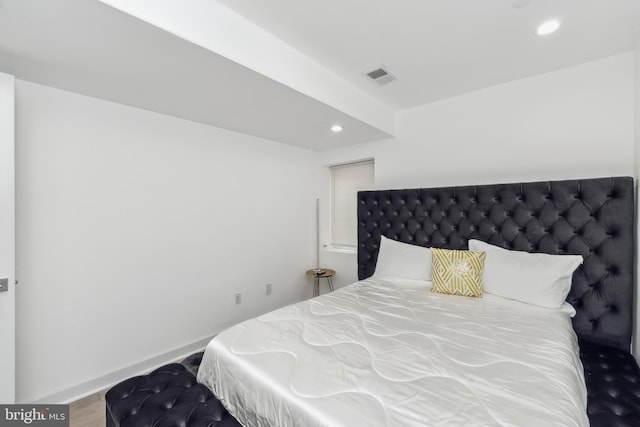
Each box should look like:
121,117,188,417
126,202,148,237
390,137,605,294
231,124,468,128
197,277,588,427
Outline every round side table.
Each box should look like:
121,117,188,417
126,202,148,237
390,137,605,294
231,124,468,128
306,269,335,297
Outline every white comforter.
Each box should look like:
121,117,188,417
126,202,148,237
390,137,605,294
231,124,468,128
197,277,588,427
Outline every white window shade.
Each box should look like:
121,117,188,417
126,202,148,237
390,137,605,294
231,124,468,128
331,161,374,247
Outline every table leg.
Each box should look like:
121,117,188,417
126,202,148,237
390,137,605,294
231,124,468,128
328,277,334,292
314,277,319,297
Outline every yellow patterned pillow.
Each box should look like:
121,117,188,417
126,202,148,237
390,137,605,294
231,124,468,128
431,248,486,297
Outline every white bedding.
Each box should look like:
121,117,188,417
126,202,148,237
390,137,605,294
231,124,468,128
197,277,588,427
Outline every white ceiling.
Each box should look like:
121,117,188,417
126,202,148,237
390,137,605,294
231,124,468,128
0,0,391,150
219,0,640,109
0,0,639,150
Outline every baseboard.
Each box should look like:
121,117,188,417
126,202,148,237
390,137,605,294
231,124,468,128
30,335,216,404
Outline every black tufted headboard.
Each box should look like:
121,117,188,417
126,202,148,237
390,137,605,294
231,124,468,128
357,177,634,350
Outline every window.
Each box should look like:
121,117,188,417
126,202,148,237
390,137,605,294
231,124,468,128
330,160,374,248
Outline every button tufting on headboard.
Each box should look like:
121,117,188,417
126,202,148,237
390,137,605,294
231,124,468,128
357,177,634,350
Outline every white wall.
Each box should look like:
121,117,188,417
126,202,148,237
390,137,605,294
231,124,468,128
320,53,635,289
15,80,319,403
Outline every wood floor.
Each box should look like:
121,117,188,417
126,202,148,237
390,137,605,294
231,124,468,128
69,390,106,427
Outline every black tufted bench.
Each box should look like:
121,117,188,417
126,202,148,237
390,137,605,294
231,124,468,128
581,340,640,427
105,352,241,427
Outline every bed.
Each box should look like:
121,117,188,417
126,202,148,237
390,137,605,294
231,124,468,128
197,176,635,427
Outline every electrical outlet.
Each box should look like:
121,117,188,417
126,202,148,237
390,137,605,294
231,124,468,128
266,283,272,296
235,293,242,304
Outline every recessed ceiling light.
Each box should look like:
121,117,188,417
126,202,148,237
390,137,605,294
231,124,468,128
331,125,343,133
536,19,560,36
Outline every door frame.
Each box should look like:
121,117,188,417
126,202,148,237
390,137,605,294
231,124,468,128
0,72,16,403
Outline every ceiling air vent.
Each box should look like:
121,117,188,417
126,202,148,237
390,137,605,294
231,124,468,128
363,66,397,86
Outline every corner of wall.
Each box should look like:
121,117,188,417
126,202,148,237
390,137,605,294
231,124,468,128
632,42,640,361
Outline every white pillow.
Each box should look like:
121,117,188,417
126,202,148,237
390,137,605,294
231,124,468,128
374,236,432,281
468,239,583,309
